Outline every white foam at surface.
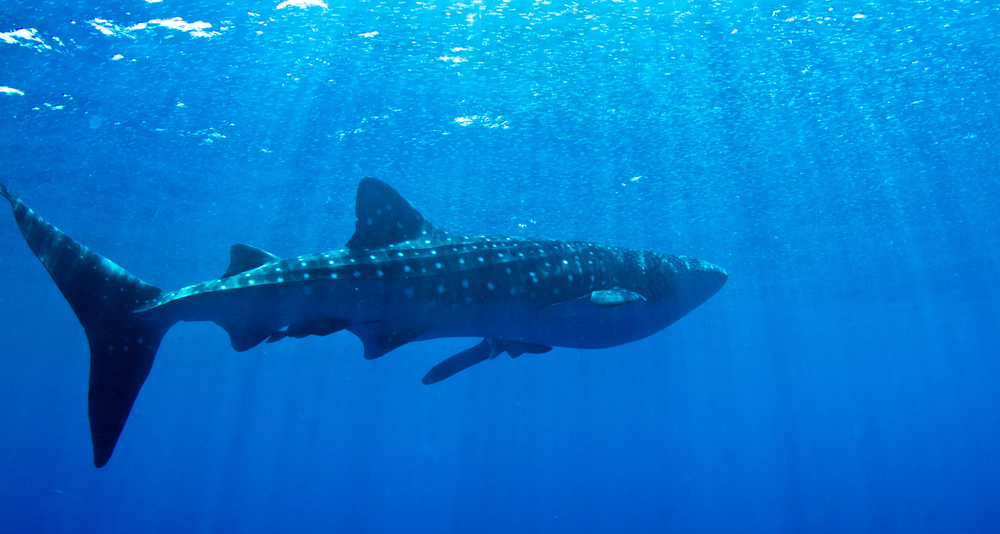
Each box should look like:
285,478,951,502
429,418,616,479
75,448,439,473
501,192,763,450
139,18,220,38
88,19,122,37
0,28,53,50
277,0,328,9
453,115,509,129
88,17,223,39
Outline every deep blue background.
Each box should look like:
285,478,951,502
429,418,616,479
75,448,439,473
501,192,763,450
2,1,999,532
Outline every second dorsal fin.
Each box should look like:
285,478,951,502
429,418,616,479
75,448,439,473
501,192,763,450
221,244,279,279
345,177,450,250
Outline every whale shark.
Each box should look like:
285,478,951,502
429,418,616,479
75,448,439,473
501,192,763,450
1,178,727,467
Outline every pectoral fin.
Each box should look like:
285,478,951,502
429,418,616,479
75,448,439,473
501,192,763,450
590,289,646,308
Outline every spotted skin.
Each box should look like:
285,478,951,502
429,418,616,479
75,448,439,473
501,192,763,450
143,235,723,349
148,238,645,312
1,177,727,467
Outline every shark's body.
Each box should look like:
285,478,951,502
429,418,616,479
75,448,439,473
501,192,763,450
1,178,726,467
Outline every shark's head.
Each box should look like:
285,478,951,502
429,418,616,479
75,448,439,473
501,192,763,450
680,256,729,304
642,252,728,323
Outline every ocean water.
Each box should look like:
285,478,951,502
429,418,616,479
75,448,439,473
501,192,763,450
1,1,999,532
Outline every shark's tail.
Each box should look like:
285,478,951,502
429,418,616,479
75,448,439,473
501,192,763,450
1,183,172,467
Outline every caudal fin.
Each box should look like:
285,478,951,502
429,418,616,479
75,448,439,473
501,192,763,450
1,184,172,467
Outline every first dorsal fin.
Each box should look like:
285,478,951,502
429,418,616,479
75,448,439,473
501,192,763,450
345,178,450,250
221,244,278,279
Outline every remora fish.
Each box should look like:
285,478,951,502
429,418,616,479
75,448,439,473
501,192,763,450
1,178,727,467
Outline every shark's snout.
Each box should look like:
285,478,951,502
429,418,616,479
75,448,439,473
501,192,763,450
698,260,729,296
676,258,728,309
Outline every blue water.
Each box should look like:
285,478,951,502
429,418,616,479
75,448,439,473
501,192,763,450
2,1,999,532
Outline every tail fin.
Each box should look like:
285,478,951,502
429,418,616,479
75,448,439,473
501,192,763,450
1,184,172,467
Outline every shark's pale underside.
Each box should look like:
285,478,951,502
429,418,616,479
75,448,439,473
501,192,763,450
1,178,727,467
